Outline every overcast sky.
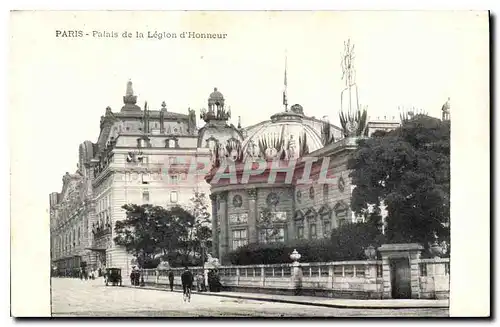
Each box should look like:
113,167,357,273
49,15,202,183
10,11,488,207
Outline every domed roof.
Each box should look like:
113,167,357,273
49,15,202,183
209,87,224,100
241,111,323,159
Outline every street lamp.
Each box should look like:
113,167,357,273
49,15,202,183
201,240,207,292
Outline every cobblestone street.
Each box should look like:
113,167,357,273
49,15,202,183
51,278,448,317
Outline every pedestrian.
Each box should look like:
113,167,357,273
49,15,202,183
168,270,175,291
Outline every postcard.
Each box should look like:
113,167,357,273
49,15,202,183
9,10,490,318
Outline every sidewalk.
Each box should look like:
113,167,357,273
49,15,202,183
124,284,449,309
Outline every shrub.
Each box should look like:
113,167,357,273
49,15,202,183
226,222,385,265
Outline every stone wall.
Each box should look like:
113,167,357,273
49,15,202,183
140,255,450,300
419,258,450,299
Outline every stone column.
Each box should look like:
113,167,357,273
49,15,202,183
218,192,229,263
247,189,258,244
287,188,296,242
209,193,218,257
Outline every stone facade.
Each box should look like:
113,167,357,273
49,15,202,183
50,80,399,278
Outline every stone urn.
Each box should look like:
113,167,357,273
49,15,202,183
364,245,377,260
429,242,444,258
290,249,301,263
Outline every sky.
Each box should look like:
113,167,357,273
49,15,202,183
10,10,488,208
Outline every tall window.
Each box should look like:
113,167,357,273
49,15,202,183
142,190,150,202
297,226,304,239
323,221,331,236
170,191,178,203
323,184,329,199
259,228,285,244
170,175,179,185
232,229,248,250
310,224,317,239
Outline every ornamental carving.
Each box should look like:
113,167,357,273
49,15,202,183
338,176,346,193
229,213,248,225
209,193,217,202
294,210,304,221
219,191,228,202
266,192,279,207
296,190,302,203
247,189,257,199
309,186,315,199
232,195,243,208
305,207,318,221
259,211,287,223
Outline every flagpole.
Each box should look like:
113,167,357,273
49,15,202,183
283,50,288,112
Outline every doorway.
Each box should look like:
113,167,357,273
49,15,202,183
390,258,411,299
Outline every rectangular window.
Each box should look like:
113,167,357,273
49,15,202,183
310,224,317,239
323,221,331,236
169,157,177,165
297,226,304,239
170,175,179,185
232,229,248,250
170,191,178,203
142,190,150,202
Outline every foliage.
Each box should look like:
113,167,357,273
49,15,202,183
348,115,450,249
226,223,384,265
113,204,168,264
113,192,213,268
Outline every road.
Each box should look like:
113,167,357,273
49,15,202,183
51,278,448,317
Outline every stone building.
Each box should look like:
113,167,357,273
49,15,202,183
50,82,241,277
206,106,370,263
50,79,400,275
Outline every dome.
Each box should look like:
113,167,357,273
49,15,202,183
209,87,224,101
241,111,324,159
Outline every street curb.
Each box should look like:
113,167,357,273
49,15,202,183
122,285,449,310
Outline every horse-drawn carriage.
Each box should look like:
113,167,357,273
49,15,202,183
104,268,122,286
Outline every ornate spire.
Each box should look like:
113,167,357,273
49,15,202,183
202,87,230,123
121,80,141,112
123,80,137,105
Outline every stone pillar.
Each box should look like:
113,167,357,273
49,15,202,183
378,243,424,299
290,250,303,295
218,192,229,263
210,193,218,257
247,189,258,244
288,189,296,242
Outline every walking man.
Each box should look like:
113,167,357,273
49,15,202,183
181,267,193,302
168,270,175,291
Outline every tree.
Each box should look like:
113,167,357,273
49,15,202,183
114,204,167,266
348,115,450,248
183,191,212,263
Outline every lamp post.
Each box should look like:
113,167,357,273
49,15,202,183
201,240,207,291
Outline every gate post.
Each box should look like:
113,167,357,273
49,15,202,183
378,243,424,299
